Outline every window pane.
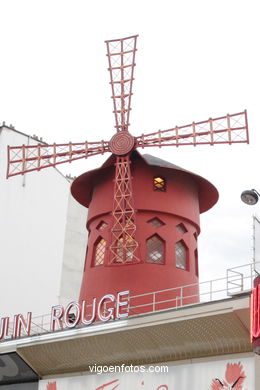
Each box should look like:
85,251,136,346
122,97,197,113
147,235,165,264
176,223,188,234
175,241,187,270
94,238,106,266
148,217,165,228
96,221,108,231
195,249,198,276
153,177,166,191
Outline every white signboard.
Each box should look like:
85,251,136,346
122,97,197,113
39,357,254,390
253,215,260,274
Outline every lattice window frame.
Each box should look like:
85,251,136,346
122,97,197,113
153,176,166,192
93,237,106,267
147,217,165,228
175,240,188,270
96,220,108,231
176,223,188,234
146,234,165,264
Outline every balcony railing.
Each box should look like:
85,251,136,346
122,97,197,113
2,261,259,341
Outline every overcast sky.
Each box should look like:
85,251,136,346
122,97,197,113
1,0,260,282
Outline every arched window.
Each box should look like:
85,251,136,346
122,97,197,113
175,240,188,270
93,237,106,266
153,176,166,191
146,234,165,264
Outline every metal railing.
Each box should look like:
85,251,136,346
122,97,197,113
226,262,257,294
2,261,259,340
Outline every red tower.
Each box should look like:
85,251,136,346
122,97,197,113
71,151,218,312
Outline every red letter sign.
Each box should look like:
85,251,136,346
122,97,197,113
251,285,260,342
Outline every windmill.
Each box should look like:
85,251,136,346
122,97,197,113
7,35,249,269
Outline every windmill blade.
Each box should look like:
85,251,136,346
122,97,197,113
136,110,249,149
7,140,109,178
105,35,138,132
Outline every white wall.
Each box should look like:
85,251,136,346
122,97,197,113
59,187,88,307
0,126,87,318
38,355,255,389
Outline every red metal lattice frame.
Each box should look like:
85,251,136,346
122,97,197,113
6,111,249,178
136,110,249,148
105,35,138,132
109,156,139,264
7,140,109,178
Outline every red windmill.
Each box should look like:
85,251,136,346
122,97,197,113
7,36,249,311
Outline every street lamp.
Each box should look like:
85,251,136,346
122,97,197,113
241,189,260,205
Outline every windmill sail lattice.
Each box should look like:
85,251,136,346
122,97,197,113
105,35,138,132
136,111,249,148
7,111,248,178
6,35,249,265
7,141,109,178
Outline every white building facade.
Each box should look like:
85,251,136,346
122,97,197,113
0,124,87,318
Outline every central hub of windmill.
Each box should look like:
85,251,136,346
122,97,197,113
109,131,135,156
